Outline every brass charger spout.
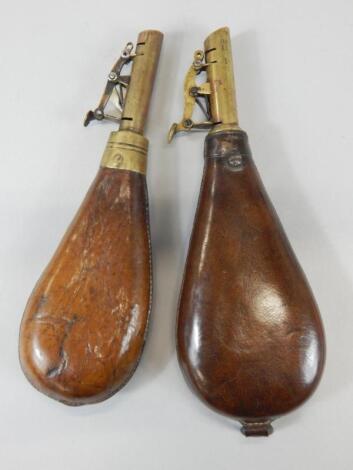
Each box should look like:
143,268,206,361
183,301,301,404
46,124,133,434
168,26,239,141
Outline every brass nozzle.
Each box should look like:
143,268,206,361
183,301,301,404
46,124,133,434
204,27,239,128
120,30,163,134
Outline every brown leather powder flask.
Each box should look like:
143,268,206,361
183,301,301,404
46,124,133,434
169,27,325,436
19,30,163,405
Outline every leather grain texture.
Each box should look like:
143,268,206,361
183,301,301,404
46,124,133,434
19,167,151,405
177,131,325,435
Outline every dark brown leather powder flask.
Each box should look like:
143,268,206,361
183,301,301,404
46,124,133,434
169,27,325,436
19,30,163,405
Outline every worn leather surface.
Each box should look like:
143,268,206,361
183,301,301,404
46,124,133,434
177,131,325,435
19,167,151,405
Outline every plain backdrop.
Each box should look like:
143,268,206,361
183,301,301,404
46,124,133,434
1,1,352,469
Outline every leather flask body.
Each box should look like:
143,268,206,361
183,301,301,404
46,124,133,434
19,28,162,405
177,130,325,435
19,167,151,405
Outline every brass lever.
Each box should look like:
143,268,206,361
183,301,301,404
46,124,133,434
84,42,135,126
169,28,241,142
168,50,214,142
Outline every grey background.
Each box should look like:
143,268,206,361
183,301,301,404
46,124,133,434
1,0,352,468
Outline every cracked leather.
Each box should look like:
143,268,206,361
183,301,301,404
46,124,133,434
19,167,151,405
177,130,325,435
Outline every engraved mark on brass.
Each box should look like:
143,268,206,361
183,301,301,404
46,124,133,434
100,130,148,174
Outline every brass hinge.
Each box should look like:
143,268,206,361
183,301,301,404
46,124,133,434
168,50,214,142
84,42,135,127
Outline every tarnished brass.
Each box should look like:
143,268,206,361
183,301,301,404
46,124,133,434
204,27,238,129
120,30,163,134
168,50,213,141
84,42,134,126
85,29,163,173
100,130,148,174
168,27,239,141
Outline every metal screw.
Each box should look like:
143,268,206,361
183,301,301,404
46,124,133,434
193,50,204,70
94,109,104,120
189,86,199,97
183,119,193,128
108,72,118,82
121,42,134,58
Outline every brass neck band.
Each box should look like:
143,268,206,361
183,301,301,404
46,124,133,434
100,130,148,175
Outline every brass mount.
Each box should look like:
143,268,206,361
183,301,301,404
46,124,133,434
85,30,163,175
168,27,240,142
84,30,162,135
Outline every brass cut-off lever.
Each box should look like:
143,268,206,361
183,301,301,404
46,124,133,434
168,50,214,142
84,42,135,126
